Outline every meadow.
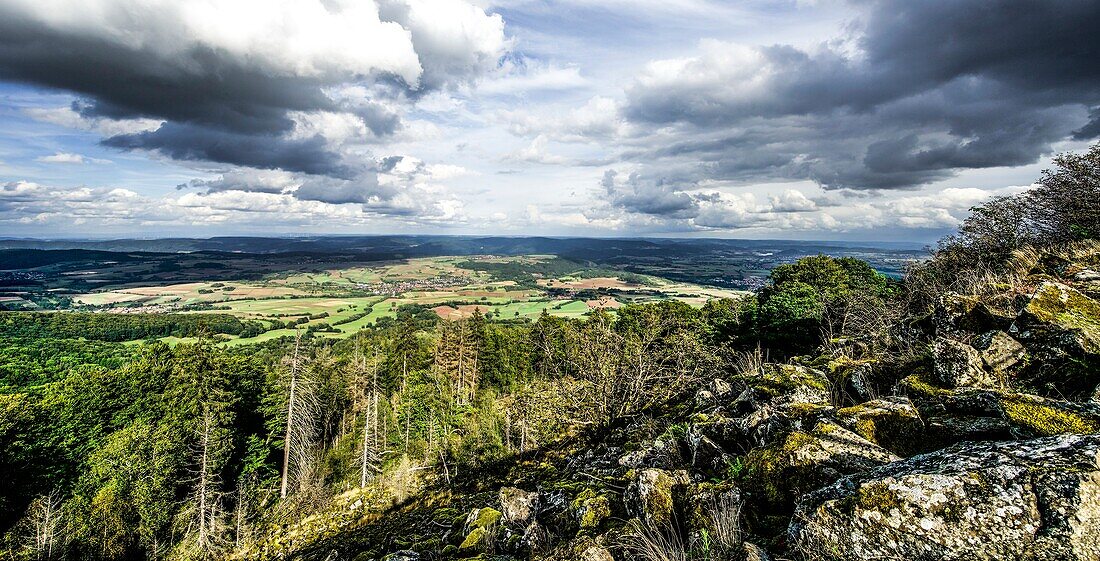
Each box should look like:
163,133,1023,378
65,255,746,346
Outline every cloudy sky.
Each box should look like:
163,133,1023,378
0,0,1097,241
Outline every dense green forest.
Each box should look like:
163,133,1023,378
0,312,261,342
1,145,1098,561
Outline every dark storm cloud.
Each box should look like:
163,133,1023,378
0,24,348,174
0,0,505,179
621,0,1100,191
601,170,698,218
105,124,355,178
0,32,333,134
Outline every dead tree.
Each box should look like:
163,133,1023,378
280,331,320,499
349,342,385,487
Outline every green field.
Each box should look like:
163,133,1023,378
66,256,747,346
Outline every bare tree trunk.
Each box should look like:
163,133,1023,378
281,332,302,499
27,489,63,560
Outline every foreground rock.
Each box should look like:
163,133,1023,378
790,434,1100,561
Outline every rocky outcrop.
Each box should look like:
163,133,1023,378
790,434,1100,561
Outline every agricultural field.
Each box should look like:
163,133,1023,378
61,255,747,346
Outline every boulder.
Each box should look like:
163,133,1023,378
934,293,982,334
686,425,735,476
1017,281,1100,356
933,337,995,388
499,487,539,527
835,361,876,404
904,380,1100,442
745,364,831,405
742,420,898,509
624,468,690,527
790,434,1100,561
571,489,612,531
836,397,925,456
459,507,501,551
973,330,1026,375
934,294,1014,335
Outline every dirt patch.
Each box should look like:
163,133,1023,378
432,305,462,320
586,297,623,309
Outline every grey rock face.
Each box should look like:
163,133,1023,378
933,337,995,388
499,486,540,527
790,434,1100,561
973,330,1026,374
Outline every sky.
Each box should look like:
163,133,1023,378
0,0,1097,241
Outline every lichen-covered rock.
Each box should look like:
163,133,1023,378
1018,281,1100,356
746,364,831,404
571,489,612,531
933,337,995,388
624,468,690,527
837,397,925,456
618,436,682,470
459,507,502,551
790,434,1100,561
999,393,1100,436
934,294,982,334
934,294,1014,335
904,379,1100,443
499,487,539,527
743,420,898,509
973,330,1026,375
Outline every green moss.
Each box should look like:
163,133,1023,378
855,482,902,513
899,373,951,397
459,527,486,550
1026,282,1100,352
578,494,610,529
471,507,502,529
1002,397,1100,436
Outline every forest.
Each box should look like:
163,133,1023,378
0,144,1098,561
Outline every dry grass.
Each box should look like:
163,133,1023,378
621,492,743,561
732,345,766,376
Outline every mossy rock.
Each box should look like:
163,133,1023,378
837,397,926,456
737,363,831,405
624,468,688,528
1023,282,1100,354
470,507,502,529
741,422,898,512
458,527,487,550
571,489,611,531
999,393,1100,436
